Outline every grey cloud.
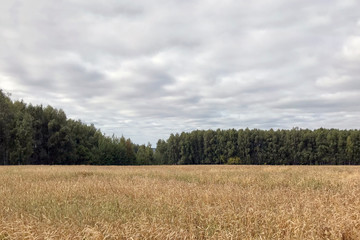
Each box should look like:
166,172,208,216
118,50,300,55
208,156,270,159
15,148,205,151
273,92,360,113
1,0,360,145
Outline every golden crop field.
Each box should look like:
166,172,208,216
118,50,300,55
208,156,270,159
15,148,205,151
0,165,360,239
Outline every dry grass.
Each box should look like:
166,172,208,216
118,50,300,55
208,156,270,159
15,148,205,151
0,165,360,239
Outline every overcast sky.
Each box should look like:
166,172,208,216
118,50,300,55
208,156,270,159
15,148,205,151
1,0,360,145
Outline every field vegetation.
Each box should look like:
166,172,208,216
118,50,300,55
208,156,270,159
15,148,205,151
1,165,360,239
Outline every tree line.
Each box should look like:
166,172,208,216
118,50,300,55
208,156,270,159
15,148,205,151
0,90,155,165
154,128,360,165
1,89,360,165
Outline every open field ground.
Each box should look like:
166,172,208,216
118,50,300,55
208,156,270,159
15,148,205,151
0,165,360,239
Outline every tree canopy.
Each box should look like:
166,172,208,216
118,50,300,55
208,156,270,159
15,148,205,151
154,128,360,165
0,90,149,165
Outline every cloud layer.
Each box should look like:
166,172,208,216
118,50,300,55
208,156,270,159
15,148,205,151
1,0,360,144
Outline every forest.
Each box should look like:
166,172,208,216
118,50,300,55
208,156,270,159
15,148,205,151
1,89,360,165
0,90,154,165
155,128,360,165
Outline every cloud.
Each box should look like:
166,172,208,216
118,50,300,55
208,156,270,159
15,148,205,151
1,0,360,145
316,76,351,88
342,36,360,61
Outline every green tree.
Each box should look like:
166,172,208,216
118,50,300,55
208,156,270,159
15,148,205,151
136,144,153,165
0,90,14,165
154,139,168,164
346,135,354,165
125,138,136,165
10,110,34,164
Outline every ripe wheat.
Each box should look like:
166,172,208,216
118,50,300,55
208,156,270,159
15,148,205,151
0,165,359,239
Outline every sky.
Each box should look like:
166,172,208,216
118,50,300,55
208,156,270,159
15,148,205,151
1,0,360,145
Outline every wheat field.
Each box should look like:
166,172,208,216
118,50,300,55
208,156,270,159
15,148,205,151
0,165,359,239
